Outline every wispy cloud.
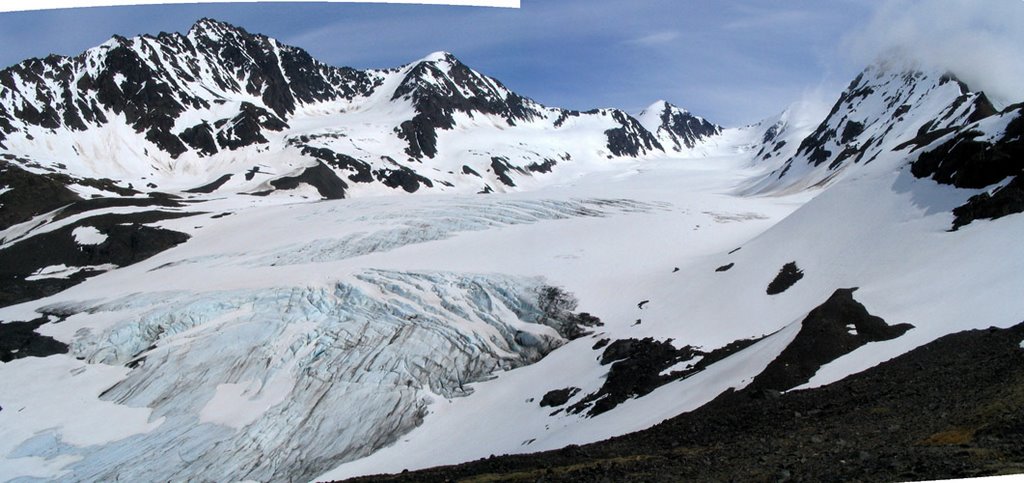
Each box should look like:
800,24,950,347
723,9,811,31
624,31,679,47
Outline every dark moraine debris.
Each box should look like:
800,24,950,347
747,288,913,393
269,162,347,199
766,261,803,295
184,174,233,194
539,387,581,408
715,263,734,272
0,315,70,362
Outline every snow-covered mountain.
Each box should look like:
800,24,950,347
743,63,997,194
637,99,721,153
0,18,712,207
2,19,1024,483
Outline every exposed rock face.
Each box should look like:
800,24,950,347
637,100,721,152
603,109,664,157
266,162,349,199
906,104,1024,230
752,65,998,193
746,288,913,392
911,104,1022,189
391,52,544,159
540,387,581,408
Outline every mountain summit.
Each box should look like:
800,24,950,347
0,18,718,202
637,99,721,152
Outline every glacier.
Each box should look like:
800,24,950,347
9,269,590,482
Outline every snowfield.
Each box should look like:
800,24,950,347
2,19,1023,483
4,121,1022,481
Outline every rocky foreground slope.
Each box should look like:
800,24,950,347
345,321,1024,482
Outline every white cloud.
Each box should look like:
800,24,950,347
842,0,1024,106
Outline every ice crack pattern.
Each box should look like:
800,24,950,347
255,198,671,266
22,270,577,482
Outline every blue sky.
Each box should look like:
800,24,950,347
0,1,1020,126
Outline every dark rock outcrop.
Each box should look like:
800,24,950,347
604,110,663,157
911,104,1023,189
539,387,581,408
766,261,803,295
0,210,192,308
184,174,233,194
0,161,82,230
268,162,348,199
747,288,913,393
566,336,761,417
0,315,69,362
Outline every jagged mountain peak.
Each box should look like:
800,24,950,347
640,99,688,116
0,18,719,200
394,49,509,98
746,61,999,194
187,17,254,40
416,50,459,65
636,98,720,152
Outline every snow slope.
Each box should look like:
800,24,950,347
2,20,1024,483
322,92,1024,479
